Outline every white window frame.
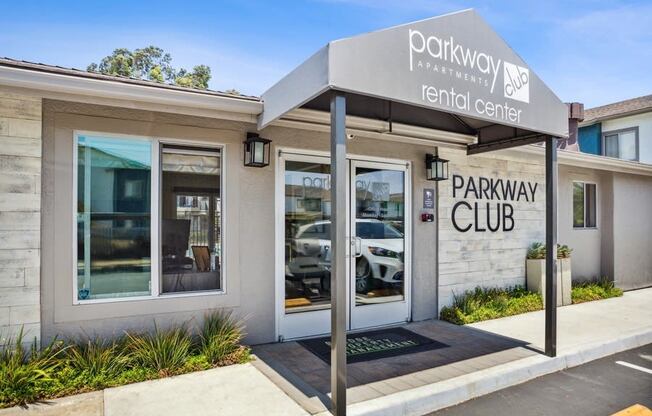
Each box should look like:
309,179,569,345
601,127,639,161
72,131,227,305
572,180,598,230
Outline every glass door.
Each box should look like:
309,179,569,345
278,153,410,340
279,153,335,339
349,159,410,330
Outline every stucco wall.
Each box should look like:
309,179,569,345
0,91,42,348
41,100,254,342
557,165,608,280
37,98,650,347
40,100,444,344
436,147,545,308
612,172,652,290
602,112,652,164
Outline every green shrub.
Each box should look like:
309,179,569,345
125,324,192,375
572,277,623,304
200,311,249,365
526,242,572,259
66,337,127,379
0,329,64,407
1,314,250,409
441,286,543,325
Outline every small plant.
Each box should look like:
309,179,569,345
125,323,192,375
572,276,623,304
526,242,572,259
66,336,127,378
0,328,64,407
200,311,248,365
441,286,542,325
1,319,250,409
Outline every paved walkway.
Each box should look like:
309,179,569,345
0,363,309,416
253,320,536,412
468,288,652,352
255,288,652,416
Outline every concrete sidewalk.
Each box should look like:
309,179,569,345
468,287,652,351
0,363,309,416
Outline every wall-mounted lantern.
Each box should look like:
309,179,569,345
425,152,449,181
243,133,271,167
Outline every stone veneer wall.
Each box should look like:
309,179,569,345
0,91,42,348
437,147,546,309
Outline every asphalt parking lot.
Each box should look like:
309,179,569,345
431,344,652,416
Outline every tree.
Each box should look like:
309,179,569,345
87,46,211,89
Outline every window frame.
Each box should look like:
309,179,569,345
572,180,598,230
72,131,227,305
601,126,639,161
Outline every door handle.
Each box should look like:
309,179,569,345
354,237,362,257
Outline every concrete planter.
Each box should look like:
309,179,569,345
526,258,572,306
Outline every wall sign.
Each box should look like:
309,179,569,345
450,174,538,233
423,188,435,209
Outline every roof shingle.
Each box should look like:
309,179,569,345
583,94,652,124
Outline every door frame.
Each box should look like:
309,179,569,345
274,147,412,341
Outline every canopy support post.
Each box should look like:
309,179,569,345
330,92,347,415
545,136,558,357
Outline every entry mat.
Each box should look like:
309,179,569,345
298,327,448,364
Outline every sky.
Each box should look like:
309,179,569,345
1,0,651,108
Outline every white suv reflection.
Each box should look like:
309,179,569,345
290,219,404,293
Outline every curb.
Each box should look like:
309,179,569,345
347,327,652,416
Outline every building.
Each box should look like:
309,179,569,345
578,94,652,163
0,10,651,353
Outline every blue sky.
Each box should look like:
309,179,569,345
1,0,651,107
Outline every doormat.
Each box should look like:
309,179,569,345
298,327,448,364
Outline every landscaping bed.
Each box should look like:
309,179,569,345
441,279,624,325
0,311,250,409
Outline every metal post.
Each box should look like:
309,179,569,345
545,136,558,357
330,92,347,415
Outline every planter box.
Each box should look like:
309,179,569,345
526,258,572,306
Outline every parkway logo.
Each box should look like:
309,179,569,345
408,28,531,104
503,61,529,103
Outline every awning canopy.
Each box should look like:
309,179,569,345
259,9,568,153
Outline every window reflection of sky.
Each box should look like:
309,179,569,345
79,135,151,167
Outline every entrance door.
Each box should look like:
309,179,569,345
278,152,410,340
349,160,410,330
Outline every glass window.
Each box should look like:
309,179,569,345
160,146,222,293
573,181,597,229
585,183,597,228
76,135,152,300
603,129,638,161
284,160,331,313
572,182,584,228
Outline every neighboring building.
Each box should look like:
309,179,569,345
0,10,651,350
578,94,652,163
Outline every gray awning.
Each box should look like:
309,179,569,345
259,9,568,150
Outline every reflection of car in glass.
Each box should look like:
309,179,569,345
289,219,404,294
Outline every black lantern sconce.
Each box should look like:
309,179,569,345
425,152,449,181
243,133,271,167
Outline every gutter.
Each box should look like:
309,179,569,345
0,65,263,119
517,144,652,176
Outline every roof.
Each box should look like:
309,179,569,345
0,57,261,102
583,94,652,124
259,9,569,152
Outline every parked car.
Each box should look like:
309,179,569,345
289,219,404,293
